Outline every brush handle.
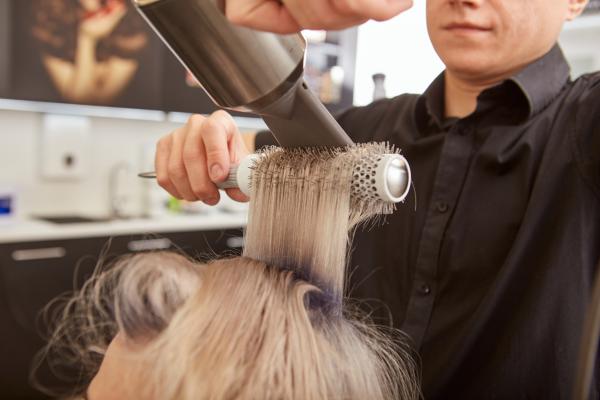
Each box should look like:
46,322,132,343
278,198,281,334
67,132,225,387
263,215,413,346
216,154,260,196
136,154,259,196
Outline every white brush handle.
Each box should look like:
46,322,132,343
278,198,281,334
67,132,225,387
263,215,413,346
217,154,260,196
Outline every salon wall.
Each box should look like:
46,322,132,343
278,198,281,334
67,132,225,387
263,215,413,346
0,107,264,219
559,14,600,77
354,1,444,106
0,109,171,218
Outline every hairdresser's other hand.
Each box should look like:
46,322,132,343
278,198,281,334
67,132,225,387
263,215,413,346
225,0,413,33
155,110,250,205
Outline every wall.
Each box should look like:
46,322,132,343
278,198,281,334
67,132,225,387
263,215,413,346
353,1,444,106
559,14,600,78
0,108,172,218
0,107,261,219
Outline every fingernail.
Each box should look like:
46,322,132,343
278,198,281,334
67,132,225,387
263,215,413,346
210,164,223,181
205,197,218,205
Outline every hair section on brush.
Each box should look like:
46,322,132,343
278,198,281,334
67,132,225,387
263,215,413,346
244,142,398,300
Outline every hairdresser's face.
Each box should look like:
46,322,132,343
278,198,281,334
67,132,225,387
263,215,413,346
426,0,584,81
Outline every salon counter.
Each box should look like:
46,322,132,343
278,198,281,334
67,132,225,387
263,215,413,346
0,212,247,244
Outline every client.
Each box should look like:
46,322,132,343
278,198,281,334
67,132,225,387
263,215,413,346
36,144,420,399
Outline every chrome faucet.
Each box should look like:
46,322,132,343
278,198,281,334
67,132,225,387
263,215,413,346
108,161,133,219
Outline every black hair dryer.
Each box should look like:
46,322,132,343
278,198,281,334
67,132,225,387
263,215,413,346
132,0,352,148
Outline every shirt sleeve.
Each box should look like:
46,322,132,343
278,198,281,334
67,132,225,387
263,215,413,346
575,72,600,198
254,98,395,149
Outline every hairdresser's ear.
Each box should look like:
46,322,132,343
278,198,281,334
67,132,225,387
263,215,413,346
566,0,588,20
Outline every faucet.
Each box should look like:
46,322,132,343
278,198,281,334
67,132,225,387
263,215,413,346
108,161,133,219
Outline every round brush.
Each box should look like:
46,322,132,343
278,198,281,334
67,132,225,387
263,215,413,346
139,153,411,203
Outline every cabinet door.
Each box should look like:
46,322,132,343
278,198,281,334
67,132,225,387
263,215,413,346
112,228,245,260
162,228,245,259
0,239,102,335
0,238,102,399
0,228,244,336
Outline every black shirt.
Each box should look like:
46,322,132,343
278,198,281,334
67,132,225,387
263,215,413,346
255,44,600,399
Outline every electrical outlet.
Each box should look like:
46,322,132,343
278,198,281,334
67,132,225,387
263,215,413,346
40,114,91,180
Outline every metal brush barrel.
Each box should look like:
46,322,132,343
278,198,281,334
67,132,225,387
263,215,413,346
351,154,411,203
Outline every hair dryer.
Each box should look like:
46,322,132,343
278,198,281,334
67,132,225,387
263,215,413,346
132,0,353,148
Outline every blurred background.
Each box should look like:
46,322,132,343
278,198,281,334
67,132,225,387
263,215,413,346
0,0,598,224
0,0,599,398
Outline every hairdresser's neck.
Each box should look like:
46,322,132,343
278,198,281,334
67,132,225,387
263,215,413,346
444,69,508,119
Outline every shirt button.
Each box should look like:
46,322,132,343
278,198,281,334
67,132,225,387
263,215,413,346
436,201,449,213
419,283,431,295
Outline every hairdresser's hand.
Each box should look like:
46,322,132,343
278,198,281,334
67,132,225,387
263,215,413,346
155,110,250,205
225,0,413,33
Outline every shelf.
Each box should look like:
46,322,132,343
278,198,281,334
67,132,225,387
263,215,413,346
0,98,268,131
167,112,267,131
0,98,166,121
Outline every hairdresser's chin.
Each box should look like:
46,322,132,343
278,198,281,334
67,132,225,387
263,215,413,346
426,0,567,83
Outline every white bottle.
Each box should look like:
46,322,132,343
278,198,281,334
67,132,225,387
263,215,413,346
372,73,387,101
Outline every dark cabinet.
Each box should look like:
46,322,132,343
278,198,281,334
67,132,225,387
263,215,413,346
0,228,243,399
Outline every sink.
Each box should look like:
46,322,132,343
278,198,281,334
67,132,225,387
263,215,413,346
33,215,113,224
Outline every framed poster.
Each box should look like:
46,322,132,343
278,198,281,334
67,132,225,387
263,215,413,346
2,0,164,110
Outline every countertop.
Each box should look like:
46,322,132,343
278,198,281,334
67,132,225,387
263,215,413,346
0,211,247,244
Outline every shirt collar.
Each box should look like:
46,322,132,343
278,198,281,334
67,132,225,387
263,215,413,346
416,44,571,131
418,72,445,130
508,44,571,118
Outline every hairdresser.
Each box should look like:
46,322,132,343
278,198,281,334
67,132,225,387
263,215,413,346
155,0,600,398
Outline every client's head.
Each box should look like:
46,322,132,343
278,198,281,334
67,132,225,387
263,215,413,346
46,252,417,399
38,144,419,399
